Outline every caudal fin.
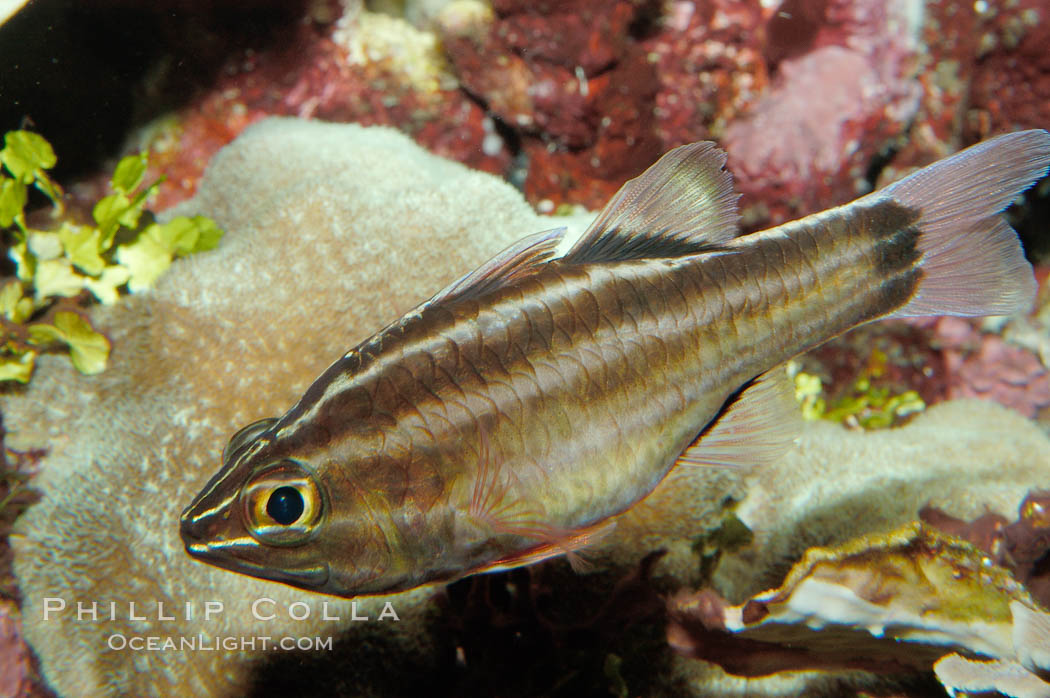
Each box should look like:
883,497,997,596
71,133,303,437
882,129,1050,318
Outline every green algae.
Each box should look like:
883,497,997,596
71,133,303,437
790,349,926,429
0,130,223,383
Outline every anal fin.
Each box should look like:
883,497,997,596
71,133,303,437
676,365,802,470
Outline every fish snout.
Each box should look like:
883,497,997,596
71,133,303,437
179,500,233,554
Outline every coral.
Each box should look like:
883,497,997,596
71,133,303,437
922,490,1050,608
667,522,1050,696
8,117,767,696
713,399,1050,604
333,2,457,94
47,0,1045,232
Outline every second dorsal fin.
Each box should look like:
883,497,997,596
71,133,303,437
561,141,741,265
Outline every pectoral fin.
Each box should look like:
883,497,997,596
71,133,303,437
466,425,616,574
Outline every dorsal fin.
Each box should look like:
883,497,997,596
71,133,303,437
427,227,566,306
561,142,740,265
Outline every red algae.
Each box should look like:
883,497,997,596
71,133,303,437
724,0,921,227
967,0,1050,140
62,0,1048,220
0,604,31,698
443,0,665,208
640,1,769,165
105,6,504,213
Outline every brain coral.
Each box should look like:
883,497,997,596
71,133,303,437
6,118,1050,697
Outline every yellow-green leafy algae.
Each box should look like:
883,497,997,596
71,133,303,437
0,131,222,383
789,350,925,429
6,118,1050,697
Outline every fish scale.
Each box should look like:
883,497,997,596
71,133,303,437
182,130,1050,597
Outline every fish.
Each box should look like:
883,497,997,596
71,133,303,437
180,129,1050,597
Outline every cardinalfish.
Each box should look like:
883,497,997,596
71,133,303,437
181,130,1050,596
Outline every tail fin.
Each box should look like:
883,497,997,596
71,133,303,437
882,129,1050,318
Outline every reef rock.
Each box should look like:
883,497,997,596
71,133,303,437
668,522,1050,696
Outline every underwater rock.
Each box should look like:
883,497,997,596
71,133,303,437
667,522,1050,696
440,0,665,208
967,0,1050,139
923,490,1050,609
0,601,31,697
921,315,1050,420
640,0,768,149
652,399,1050,696
944,333,1050,418
876,0,1050,192
123,1,502,213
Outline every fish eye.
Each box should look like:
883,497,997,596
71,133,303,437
223,417,278,463
242,461,325,546
266,486,304,525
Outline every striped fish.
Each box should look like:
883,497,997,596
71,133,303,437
180,130,1050,597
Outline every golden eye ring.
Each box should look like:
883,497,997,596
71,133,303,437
241,460,326,546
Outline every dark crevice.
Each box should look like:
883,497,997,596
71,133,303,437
864,138,905,192
0,0,314,183
627,0,665,41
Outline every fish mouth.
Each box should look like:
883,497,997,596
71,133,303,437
184,541,331,589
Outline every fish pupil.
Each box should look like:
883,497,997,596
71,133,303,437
266,486,304,525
